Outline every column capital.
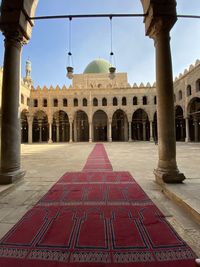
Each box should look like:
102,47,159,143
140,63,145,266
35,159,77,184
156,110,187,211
141,0,177,39
27,114,33,124
0,0,38,43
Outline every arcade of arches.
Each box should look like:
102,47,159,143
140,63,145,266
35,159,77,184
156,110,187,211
1,0,200,185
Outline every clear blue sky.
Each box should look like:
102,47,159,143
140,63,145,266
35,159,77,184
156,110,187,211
0,0,200,87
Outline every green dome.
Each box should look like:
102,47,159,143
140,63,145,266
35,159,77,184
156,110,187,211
84,59,111,74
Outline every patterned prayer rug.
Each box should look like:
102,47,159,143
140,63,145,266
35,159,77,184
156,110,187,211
0,144,197,266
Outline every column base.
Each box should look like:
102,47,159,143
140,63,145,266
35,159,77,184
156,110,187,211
69,139,73,143
0,169,26,185
154,168,185,185
150,137,154,142
128,139,132,142
109,138,112,142
48,139,53,144
89,139,92,143
185,138,190,142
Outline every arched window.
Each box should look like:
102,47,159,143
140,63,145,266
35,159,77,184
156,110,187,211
53,98,58,107
43,98,47,107
63,98,67,107
74,98,78,107
27,98,30,106
143,96,147,105
83,98,87,106
178,90,182,100
122,97,127,106
102,98,107,106
113,97,118,106
133,96,137,105
21,94,24,104
196,79,200,92
93,98,98,106
186,85,192,96
34,99,38,107
154,96,157,105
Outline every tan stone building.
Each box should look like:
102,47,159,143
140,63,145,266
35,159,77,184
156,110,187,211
1,57,199,144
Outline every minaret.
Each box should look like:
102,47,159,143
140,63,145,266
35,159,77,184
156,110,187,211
23,59,33,87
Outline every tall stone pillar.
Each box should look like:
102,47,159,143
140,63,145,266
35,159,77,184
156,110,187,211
89,122,92,143
56,123,59,142
128,121,132,142
149,120,154,141
185,117,190,142
142,121,146,141
48,116,53,143
0,0,38,184
69,121,73,143
141,0,185,183
0,35,25,184
137,124,141,140
38,121,42,143
27,115,33,144
109,120,112,142
194,118,198,142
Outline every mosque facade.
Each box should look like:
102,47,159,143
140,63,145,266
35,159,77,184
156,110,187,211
0,58,200,144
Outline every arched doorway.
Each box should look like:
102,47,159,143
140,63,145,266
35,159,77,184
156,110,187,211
188,97,200,142
93,110,108,141
21,110,28,143
132,109,150,141
112,110,128,141
175,106,185,141
33,110,48,142
52,111,70,142
74,110,89,142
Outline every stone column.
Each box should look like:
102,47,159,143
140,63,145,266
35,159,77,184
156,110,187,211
149,120,154,141
142,121,146,141
194,118,198,142
61,123,65,142
128,121,132,142
56,123,60,142
69,121,73,143
185,117,190,142
0,35,25,184
109,120,112,142
27,115,33,144
137,124,140,140
141,0,185,183
38,121,42,143
48,121,53,144
89,122,92,143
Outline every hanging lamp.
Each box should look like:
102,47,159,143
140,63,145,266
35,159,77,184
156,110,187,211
109,16,116,79
66,17,74,79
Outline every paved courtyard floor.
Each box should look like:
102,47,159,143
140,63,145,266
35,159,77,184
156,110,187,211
0,142,199,256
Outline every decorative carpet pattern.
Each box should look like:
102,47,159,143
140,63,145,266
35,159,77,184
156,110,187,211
0,144,197,266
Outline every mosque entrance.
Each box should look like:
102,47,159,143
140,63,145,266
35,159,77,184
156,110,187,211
93,110,108,142
112,110,128,141
75,110,89,142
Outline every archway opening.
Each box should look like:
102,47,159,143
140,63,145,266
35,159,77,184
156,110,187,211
74,110,89,142
188,97,200,142
175,105,185,141
33,110,48,142
93,110,108,141
112,109,128,141
52,110,70,142
132,109,150,141
21,110,29,143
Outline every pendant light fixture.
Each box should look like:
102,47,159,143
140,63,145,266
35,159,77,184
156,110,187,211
66,17,74,79
109,16,116,79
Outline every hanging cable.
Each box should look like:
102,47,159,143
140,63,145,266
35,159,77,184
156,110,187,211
66,16,74,79
109,16,116,78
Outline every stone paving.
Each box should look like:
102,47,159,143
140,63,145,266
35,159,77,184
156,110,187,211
0,142,199,257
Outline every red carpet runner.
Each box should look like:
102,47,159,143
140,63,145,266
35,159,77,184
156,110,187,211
0,144,197,266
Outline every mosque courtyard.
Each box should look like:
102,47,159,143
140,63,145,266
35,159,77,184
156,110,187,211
0,141,199,258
